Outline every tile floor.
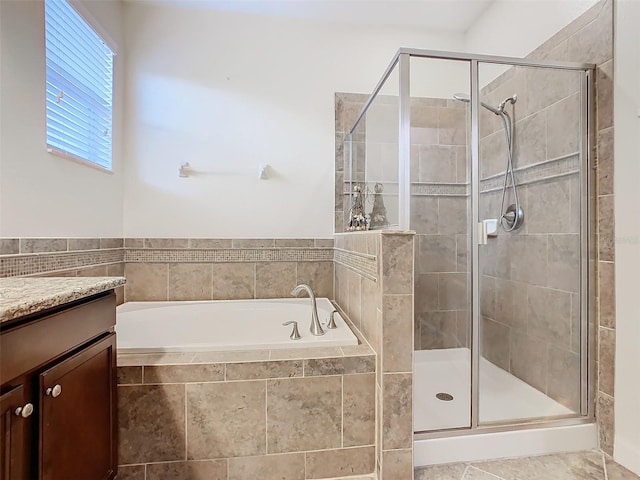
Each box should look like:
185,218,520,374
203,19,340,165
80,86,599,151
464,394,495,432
414,451,640,480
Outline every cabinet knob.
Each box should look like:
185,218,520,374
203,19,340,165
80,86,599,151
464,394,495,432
15,403,34,418
46,384,62,398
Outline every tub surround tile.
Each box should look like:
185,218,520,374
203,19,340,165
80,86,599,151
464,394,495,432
124,238,144,248
381,235,413,294
0,239,19,255
144,238,190,249
296,261,334,298
226,360,303,380
315,239,335,248
228,453,305,480
0,277,125,322
303,355,375,376
116,465,145,480
20,238,68,253
76,265,108,277
117,366,143,385
343,373,376,447
269,347,344,361
192,350,271,364
146,460,228,480
118,384,186,465
189,239,233,249
118,353,197,367
124,263,168,301
255,262,297,298
232,239,275,248
267,376,342,453
187,381,266,459
211,263,255,300
339,344,374,357
305,446,375,479
144,364,225,384
168,263,213,301
100,238,124,249
274,239,315,248
66,238,101,251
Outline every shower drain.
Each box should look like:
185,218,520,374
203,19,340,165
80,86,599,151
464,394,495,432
436,392,454,401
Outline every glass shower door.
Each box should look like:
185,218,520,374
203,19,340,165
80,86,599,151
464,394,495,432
476,62,587,425
411,56,473,432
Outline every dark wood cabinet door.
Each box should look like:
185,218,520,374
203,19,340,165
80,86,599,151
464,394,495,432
0,385,30,480
39,334,116,480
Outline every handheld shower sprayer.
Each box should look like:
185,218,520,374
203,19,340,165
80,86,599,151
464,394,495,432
452,92,524,232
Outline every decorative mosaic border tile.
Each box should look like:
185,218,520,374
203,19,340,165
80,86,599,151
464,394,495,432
334,248,378,282
0,249,124,278
345,154,580,199
480,153,580,193
124,248,334,263
411,183,469,197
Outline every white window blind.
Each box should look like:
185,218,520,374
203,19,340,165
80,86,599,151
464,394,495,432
45,0,114,170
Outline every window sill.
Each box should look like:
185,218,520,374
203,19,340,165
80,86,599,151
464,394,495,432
47,147,113,174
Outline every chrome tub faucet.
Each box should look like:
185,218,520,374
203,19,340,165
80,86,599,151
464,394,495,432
290,284,325,336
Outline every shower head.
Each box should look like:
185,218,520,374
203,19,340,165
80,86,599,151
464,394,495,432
453,93,470,103
498,94,518,113
452,93,500,115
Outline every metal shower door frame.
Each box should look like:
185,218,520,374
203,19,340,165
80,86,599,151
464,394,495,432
348,47,595,436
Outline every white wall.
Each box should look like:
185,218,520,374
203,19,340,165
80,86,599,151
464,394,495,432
465,0,599,58
122,3,464,238
613,0,640,475
0,0,124,237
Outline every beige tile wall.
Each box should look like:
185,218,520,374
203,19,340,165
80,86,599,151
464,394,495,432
122,238,334,302
117,347,376,480
0,237,126,303
334,231,415,479
476,0,613,434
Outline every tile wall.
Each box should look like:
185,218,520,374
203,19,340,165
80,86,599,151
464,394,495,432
478,0,614,445
121,238,334,302
334,231,415,479
0,237,126,303
0,238,334,308
525,0,615,453
333,0,614,457
476,66,584,411
116,346,376,480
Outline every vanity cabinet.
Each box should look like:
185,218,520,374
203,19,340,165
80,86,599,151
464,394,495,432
0,292,117,480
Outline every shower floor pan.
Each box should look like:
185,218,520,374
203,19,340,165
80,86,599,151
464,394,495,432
414,348,574,432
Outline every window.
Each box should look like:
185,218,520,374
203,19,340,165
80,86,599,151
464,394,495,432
45,0,114,170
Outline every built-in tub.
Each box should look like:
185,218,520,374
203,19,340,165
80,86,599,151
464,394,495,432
116,298,358,353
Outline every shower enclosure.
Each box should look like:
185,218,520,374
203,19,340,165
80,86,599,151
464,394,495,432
346,49,594,444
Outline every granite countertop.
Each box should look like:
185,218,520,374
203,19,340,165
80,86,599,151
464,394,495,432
0,277,126,323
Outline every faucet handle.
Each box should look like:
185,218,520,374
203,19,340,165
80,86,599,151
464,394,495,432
282,321,302,340
327,310,338,329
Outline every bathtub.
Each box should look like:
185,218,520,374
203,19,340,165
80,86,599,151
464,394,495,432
116,298,359,353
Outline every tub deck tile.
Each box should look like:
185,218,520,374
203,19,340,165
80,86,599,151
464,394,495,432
191,350,271,364
118,353,197,366
269,347,344,361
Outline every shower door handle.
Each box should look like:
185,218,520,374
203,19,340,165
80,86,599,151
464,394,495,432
478,222,488,245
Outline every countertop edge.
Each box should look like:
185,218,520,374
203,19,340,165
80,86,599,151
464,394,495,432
0,277,126,323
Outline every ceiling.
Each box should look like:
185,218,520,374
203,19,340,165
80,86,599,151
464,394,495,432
131,0,495,32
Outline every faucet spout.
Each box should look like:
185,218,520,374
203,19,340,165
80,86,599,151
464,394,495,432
291,284,325,336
